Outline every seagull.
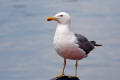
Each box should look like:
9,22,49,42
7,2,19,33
47,12,102,77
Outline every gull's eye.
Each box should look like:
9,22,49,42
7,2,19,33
59,15,63,17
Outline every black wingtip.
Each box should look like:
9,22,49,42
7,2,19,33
95,44,103,47
90,41,102,47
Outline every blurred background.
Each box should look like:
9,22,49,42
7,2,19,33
0,0,120,80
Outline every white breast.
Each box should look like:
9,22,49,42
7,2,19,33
53,25,86,60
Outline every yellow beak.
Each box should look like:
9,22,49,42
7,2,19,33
47,17,57,21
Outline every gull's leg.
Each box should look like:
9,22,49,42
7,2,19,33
75,60,78,77
62,58,66,76
54,58,66,78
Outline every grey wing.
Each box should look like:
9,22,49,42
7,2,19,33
74,33,94,54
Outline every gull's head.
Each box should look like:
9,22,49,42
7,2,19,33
47,12,71,24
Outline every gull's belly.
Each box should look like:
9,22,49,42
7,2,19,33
54,42,86,60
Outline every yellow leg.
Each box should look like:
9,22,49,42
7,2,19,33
54,58,66,78
62,58,66,75
75,60,78,77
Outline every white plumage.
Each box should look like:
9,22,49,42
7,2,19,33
53,21,86,60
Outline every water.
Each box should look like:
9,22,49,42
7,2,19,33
0,0,120,80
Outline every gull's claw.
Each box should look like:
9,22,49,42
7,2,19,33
53,73,64,78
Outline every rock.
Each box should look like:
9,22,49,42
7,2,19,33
51,76,80,80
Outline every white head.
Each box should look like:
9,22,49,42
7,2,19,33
47,12,71,24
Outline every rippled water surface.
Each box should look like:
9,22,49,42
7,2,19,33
0,0,120,80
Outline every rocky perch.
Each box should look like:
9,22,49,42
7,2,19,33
51,76,80,80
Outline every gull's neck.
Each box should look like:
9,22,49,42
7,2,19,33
55,23,71,34
54,23,72,43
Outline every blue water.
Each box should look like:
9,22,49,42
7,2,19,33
0,0,120,80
